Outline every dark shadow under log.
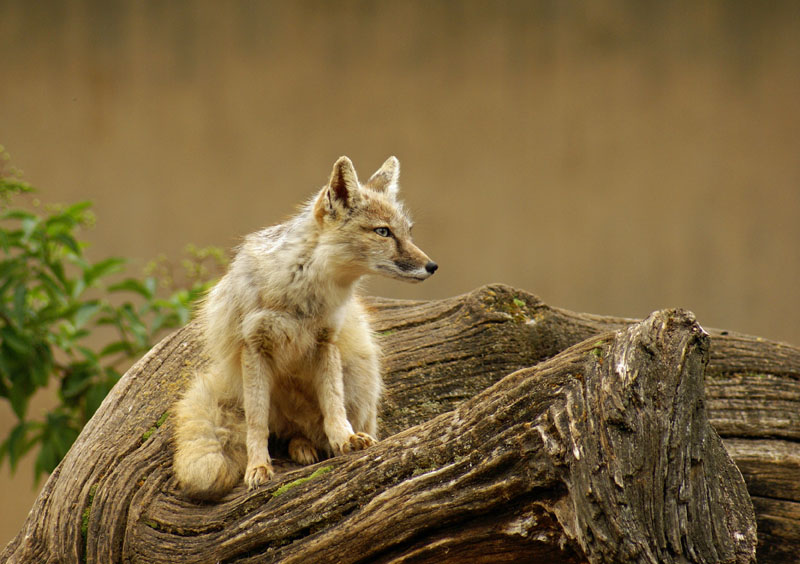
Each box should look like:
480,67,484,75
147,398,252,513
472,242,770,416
4,284,797,563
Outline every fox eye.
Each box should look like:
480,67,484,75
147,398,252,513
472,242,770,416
374,227,392,238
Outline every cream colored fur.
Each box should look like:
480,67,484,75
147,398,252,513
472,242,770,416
173,156,436,499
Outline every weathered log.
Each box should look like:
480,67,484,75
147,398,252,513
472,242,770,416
3,284,797,563
373,286,800,563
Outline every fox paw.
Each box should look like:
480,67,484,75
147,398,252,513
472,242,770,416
289,437,320,466
334,432,376,455
244,462,275,490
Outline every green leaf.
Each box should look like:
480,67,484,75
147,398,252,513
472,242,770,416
76,345,98,364
85,382,111,419
46,259,69,291
8,383,29,421
73,301,102,329
1,326,32,355
1,421,37,473
104,366,121,386
0,229,24,251
145,276,158,298
52,232,81,256
70,277,86,300
60,363,95,400
53,424,79,456
43,213,75,230
1,209,37,222
120,303,148,347
0,260,19,283
0,178,33,197
108,278,154,300
94,313,119,326
148,298,174,310
99,340,132,358
150,312,172,334
54,324,89,349
83,257,125,287
12,284,27,326
21,216,39,240
30,344,51,387
34,413,79,481
34,439,57,482
62,201,93,219
36,271,64,303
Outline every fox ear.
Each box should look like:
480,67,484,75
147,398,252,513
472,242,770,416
324,156,361,210
365,156,400,198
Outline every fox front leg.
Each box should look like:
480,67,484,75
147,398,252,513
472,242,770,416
315,340,376,455
241,343,275,489
240,310,299,487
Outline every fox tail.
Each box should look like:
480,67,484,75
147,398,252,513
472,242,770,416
172,373,245,500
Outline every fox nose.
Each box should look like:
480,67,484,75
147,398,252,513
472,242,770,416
425,261,438,274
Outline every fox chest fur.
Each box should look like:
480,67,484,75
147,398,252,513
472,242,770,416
247,285,348,363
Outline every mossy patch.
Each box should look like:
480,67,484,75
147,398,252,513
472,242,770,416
477,288,537,324
411,466,435,477
271,465,333,498
591,340,605,361
80,483,98,539
141,410,169,442
495,295,532,323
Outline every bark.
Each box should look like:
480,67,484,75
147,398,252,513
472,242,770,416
3,284,797,563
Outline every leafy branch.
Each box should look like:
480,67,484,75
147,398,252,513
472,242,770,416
0,146,225,482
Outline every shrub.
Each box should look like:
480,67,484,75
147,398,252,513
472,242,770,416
0,146,224,482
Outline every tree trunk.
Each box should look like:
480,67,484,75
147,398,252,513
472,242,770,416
3,284,797,563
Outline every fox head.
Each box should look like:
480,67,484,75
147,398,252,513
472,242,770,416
313,156,438,284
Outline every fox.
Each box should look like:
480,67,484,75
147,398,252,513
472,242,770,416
172,155,437,499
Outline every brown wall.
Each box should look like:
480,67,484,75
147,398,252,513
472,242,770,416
2,0,799,547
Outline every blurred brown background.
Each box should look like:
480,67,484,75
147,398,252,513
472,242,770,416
2,0,799,547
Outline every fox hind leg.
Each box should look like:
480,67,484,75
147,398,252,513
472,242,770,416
288,436,320,465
